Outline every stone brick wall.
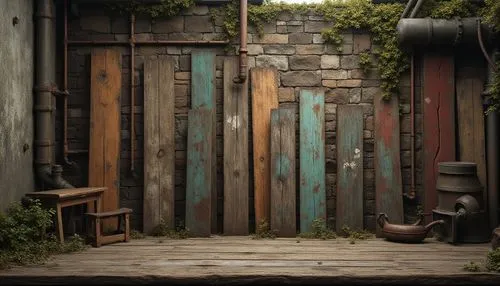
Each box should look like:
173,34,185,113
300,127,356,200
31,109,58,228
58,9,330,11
59,3,423,232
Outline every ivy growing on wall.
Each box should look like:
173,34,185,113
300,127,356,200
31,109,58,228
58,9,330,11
211,0,499,102
107,0,194,18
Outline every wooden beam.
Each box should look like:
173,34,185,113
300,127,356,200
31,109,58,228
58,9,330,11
374,94,403,237
336,105,364,233
223,57,249,235
89,49,121,229
250,67,279,228
143,56,176,234
191,49,217,233
185,108,213,237
422,54,456,223
299,89,326,233
270,107,297,237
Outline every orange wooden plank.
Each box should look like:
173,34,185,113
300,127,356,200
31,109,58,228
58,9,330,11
250,67,279,228
89,49,122,228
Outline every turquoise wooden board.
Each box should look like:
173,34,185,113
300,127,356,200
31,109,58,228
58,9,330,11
185,108,213,237
299,89,326,233
191,49,217,233
336,105,364,233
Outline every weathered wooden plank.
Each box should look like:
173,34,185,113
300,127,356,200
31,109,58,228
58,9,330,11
250,67,279,228
185,108,213,237
336,105,364,233
191,49,217,233
143,56,176,234
457,65,487,208
299,89,326,233
422,54,456,223
89,49,121,228
270,108,297,237
223,57,249,235
374,94,403,237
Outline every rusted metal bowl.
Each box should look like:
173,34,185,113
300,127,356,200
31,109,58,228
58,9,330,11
377,213,445,243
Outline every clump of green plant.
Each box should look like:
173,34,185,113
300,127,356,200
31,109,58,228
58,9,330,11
252,219,277,239
298,218,336,240
0,199,88,269
150,219,190,239
108,0,194,18
486,248,500,272
482,0,500,33
359,51,372,73
340,225,373,244
463,261,482,272
484,54,500,114
130,229,146,239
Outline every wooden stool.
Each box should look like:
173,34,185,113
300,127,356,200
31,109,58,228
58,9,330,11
85,208,133,247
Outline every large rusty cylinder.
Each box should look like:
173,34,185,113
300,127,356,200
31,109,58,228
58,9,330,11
397,17,495,48
436,162,485,211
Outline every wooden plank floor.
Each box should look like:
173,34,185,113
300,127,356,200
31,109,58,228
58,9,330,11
1,237,499,285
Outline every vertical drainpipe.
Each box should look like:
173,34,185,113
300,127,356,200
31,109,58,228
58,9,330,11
34,0,74,189
234,0,248,83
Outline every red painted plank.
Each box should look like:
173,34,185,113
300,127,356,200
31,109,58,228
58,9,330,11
422,54,456,223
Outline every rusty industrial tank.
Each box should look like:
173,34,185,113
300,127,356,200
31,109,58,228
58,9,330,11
432,162,490,243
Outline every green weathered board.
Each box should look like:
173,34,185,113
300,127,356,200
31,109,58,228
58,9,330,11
336,105,364,233
270,108,296,237
374,94,403,237
185,108,213,237
223,57,249,235
143,56,175,234
191,49,217,233
299,89,326,233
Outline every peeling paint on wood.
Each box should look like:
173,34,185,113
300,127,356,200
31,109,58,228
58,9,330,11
422,54,456,224
143,56,175,234
336,105,364,233
89,49,121,229
251,67,279,228
223,57,249,235
374,95,403,237
299,89,326,233
271,108,296,237
186,108,213,237
191,49,217,233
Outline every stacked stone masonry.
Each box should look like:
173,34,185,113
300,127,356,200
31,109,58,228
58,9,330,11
59,4,423,233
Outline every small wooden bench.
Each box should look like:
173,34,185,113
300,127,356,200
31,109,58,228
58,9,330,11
85,208,133,247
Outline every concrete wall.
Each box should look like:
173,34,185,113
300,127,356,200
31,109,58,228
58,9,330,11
0,0,35,212
62,4,423,232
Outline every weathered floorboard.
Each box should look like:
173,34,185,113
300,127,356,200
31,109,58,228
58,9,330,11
191,49,217,233
374,94,403,236
1,237,497,285
143,56,175,234
270,108,296,237
422,54,456,223
336,105,364,233
185,108,213,237
250,67,279,228
223,57,249,235
89,49,121,228
456,65,487,208
299,89,326,233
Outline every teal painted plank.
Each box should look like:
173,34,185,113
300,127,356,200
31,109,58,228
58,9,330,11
191,49,217,233
336,105,364,233
374,93,403,237
185,108,213,237
270,108,296,237
299,89,326,233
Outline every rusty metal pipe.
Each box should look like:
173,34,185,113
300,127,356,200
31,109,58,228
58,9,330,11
408,54,416,199
35,0,73,189
130,14,136,174
67,40,229,46
234,0,248,83
63,0,71,165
